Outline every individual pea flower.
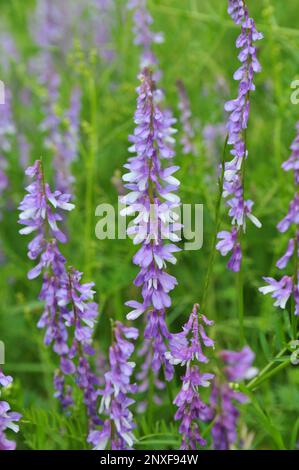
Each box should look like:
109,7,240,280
18,160,101,432
121,69,180,387
176,80,197,157
259,123,299,314
0,371,22,451
166,304,214,450
88,322,138,450
216,1,263,272
211,345,256,450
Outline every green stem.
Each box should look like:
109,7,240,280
237,249,245,346
84,75,97,278
247,346,287,391
247,360,289,391
201,135,228,312
147,367,155,425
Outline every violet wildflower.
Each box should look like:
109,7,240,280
166,304,214,450
211,345,256,450
259,123,299,314
216,1,263,272
18,160,101,431
176,80,197,157
88,322,138,450
0,371,21,451
121,69,180,388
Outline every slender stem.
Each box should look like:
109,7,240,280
237,242,245,345
147,366,155,425
247,360,289,391
201,135,228,312
84,75,97,278
247,346,287,390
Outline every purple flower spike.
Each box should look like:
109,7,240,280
122,69,180,393
18,160,101,436
217,1,263,271
167,304,214,450
259,123,299,315
0,371,22,450
211,345,256,450
88,322,138,450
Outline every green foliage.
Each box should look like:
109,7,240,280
1,0,299,450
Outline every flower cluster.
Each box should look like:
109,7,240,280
18,160,101,431
122,69,180,388
176,80,197,157
216,1,263,272
259,123,299,313
0,371,21,451
88,322,138,450
211,346,256,449
166,304,214,450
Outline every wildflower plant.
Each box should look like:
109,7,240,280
18,160,101,433
216,0,263,272
211,346,256,450
121,69,180,387
0,371,21,450
259,123,299,319
166,304,214,450
88,322,138,450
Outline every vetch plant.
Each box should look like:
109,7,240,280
121,68,180,394
166,304,214,450
88,322,138,450
259,123,299,328
211,346,256,450
216,0,263,272
0,371,21,450
18,160,101,434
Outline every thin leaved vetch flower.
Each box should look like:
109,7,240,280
259,123,299,314
211,345,256,450
88,322,138,450
121,69,180,388
0,371,21,451
18,160,101,432
166,304,214,450
216,1,263,272
127,0,177,402
176,80,197,157
128,0,164,79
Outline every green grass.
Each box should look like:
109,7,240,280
1,0,299,450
